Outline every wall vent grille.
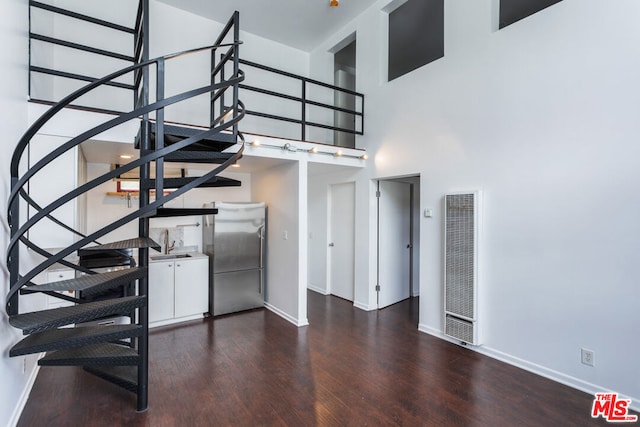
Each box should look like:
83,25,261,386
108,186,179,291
445,315,474,344
444,191,480,345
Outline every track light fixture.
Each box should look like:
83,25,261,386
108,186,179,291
247,137,367,160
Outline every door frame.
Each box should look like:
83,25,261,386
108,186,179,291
327,181,356,301
375,175,421,310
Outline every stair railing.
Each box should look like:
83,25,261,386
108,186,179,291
6,42,245,316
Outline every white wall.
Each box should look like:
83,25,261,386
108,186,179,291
28,0,138,112
0,1,35,426
310,0,640,407
30,1,311,134
152,0,309,134
252,161,307,326
151,1,310,135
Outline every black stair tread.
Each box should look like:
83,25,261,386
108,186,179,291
84,365,138,393
10,325,142,357
163,150,236,164
22,267,146,297
152,208,218,217
136,122,236,152
39,342,139,366
81,237,160,252
140,176,241,190
9,296,146,335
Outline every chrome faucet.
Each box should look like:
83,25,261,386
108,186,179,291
163,229,176,255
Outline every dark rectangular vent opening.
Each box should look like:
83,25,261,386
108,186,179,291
499,0,563,29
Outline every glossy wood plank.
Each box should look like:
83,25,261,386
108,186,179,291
18,292,624,426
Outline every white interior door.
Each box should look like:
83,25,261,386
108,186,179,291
329,182,355,301
378,180,411,308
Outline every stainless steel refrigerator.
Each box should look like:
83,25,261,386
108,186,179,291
203,202,266,316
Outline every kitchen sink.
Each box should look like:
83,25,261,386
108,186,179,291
150,253,192,261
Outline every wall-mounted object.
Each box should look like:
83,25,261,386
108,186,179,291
444,191,482,345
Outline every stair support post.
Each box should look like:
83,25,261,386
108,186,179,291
136,0,150,412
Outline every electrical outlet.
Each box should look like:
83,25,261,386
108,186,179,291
581,348,595,367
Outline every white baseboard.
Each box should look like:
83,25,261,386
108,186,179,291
9,364,40,427
417,323,441,337
353,300,374,311
417,324,640,413
307,284,329,295
149,313,204,329
265,303,308,327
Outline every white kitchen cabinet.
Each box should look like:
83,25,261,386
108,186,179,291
148,261,176,323
148,254,208,325
174,259,209,318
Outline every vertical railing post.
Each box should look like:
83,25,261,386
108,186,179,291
210,41,217,127
301,80,307,141
136,0,149,413
133,0,144,109
220,53,225,124
7,178,20,316
232,11,240,139
28,3,32,98
155,58,165,197
360,94,365,139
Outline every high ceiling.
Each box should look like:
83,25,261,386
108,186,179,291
156,0,378,52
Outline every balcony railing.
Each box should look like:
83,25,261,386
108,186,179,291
28,1,364,145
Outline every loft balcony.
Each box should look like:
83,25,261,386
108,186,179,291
27,1,364,152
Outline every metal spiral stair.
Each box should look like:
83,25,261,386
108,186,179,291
5,9,245,412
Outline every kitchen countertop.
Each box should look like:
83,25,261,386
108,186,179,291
149,251,208,262
41,250,208,270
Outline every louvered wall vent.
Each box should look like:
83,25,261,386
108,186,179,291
444,191,481,345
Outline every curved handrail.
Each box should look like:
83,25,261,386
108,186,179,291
8,101,244,256
17,188,130,274
6,107,246,307
9,74,242,209
10,41,241,178
7,42,246,310
6,116,246,305
10,42,241,196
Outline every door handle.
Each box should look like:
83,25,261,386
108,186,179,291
329,243,335,247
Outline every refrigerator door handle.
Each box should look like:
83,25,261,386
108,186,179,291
258,224,265,269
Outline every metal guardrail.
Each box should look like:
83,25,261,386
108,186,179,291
28,2,364,144
238,58,364,142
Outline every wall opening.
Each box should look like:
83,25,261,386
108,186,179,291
333,38,356,148
387,0,444,81
499,0,563,29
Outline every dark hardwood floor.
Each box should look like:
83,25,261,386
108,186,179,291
18,291,616,426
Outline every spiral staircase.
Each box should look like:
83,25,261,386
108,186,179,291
6,5,245,412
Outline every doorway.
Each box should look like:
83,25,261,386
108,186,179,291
328,182,355,301
333,38,356,148
376,177,420,309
